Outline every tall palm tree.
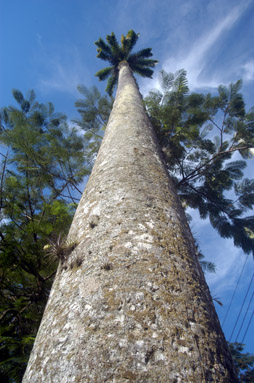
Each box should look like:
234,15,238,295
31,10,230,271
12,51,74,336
22,31,237,382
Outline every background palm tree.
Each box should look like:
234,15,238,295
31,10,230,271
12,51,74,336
95,30,158,96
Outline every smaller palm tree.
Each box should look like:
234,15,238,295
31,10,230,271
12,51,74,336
95,30,158,96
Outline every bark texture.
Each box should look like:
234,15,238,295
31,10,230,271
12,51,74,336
23,63,237,382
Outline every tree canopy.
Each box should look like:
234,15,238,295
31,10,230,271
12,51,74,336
95,30,158,96
0,90,88,381
145,69,254,255
228,342,254,382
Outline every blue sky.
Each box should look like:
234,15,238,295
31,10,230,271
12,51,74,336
1,0,254,354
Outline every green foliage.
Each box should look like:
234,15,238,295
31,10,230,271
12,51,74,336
145,70,254,255
0,90,88,381
95,30,158,96
73,85,113,167
229,342,254,382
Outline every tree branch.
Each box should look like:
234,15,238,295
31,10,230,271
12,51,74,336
177,145,251,187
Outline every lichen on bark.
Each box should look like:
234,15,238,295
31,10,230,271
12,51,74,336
22,63,237,382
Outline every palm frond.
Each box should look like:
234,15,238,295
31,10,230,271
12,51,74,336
105,73,118,97
96,49,114,63
159,70,175,92
106,32,121,58
125,30,140,51
132,65,154,78
129,48,153,60
129,57,158,68
95,38,112,55
76,85,90,98
173,69,189,94
121,34,129,55
229,79,243,98
95,67,114,81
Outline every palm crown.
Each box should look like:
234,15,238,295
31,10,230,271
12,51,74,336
95,30,158,96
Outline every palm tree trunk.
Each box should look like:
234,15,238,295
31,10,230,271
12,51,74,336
23,62,237,382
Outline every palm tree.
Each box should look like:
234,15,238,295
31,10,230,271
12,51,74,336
22,31,237,382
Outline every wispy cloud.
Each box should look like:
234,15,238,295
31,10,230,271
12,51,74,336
40,63,79,95
241,60,254,81
163,3,250,90
187,208,247,296
205,240,243,293
139,0,253,96
37,45,90,96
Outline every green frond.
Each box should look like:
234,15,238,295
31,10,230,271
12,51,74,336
120,30,140,57
12,89,24,105
159,70,175,92
120,35,129,56
125,30,140,51
132,65,154,78
230,79,243,97
128,57,158,68
121,34,127,50
95,38,112,55
129,48,153,60
95,67,114,81
96,49,114,63
105,73,118,97
76,84,90,97
26,90,36,104
173,69,189,94
106,32,121,57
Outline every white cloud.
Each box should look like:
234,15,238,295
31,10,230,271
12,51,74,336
186,208,249,297
241,60,254,81
162,3,250,90
37,46,90,96
205,240,243,292
40,63,80,95
139,0,253,97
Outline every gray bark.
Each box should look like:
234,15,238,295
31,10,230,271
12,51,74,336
23,62,237,382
